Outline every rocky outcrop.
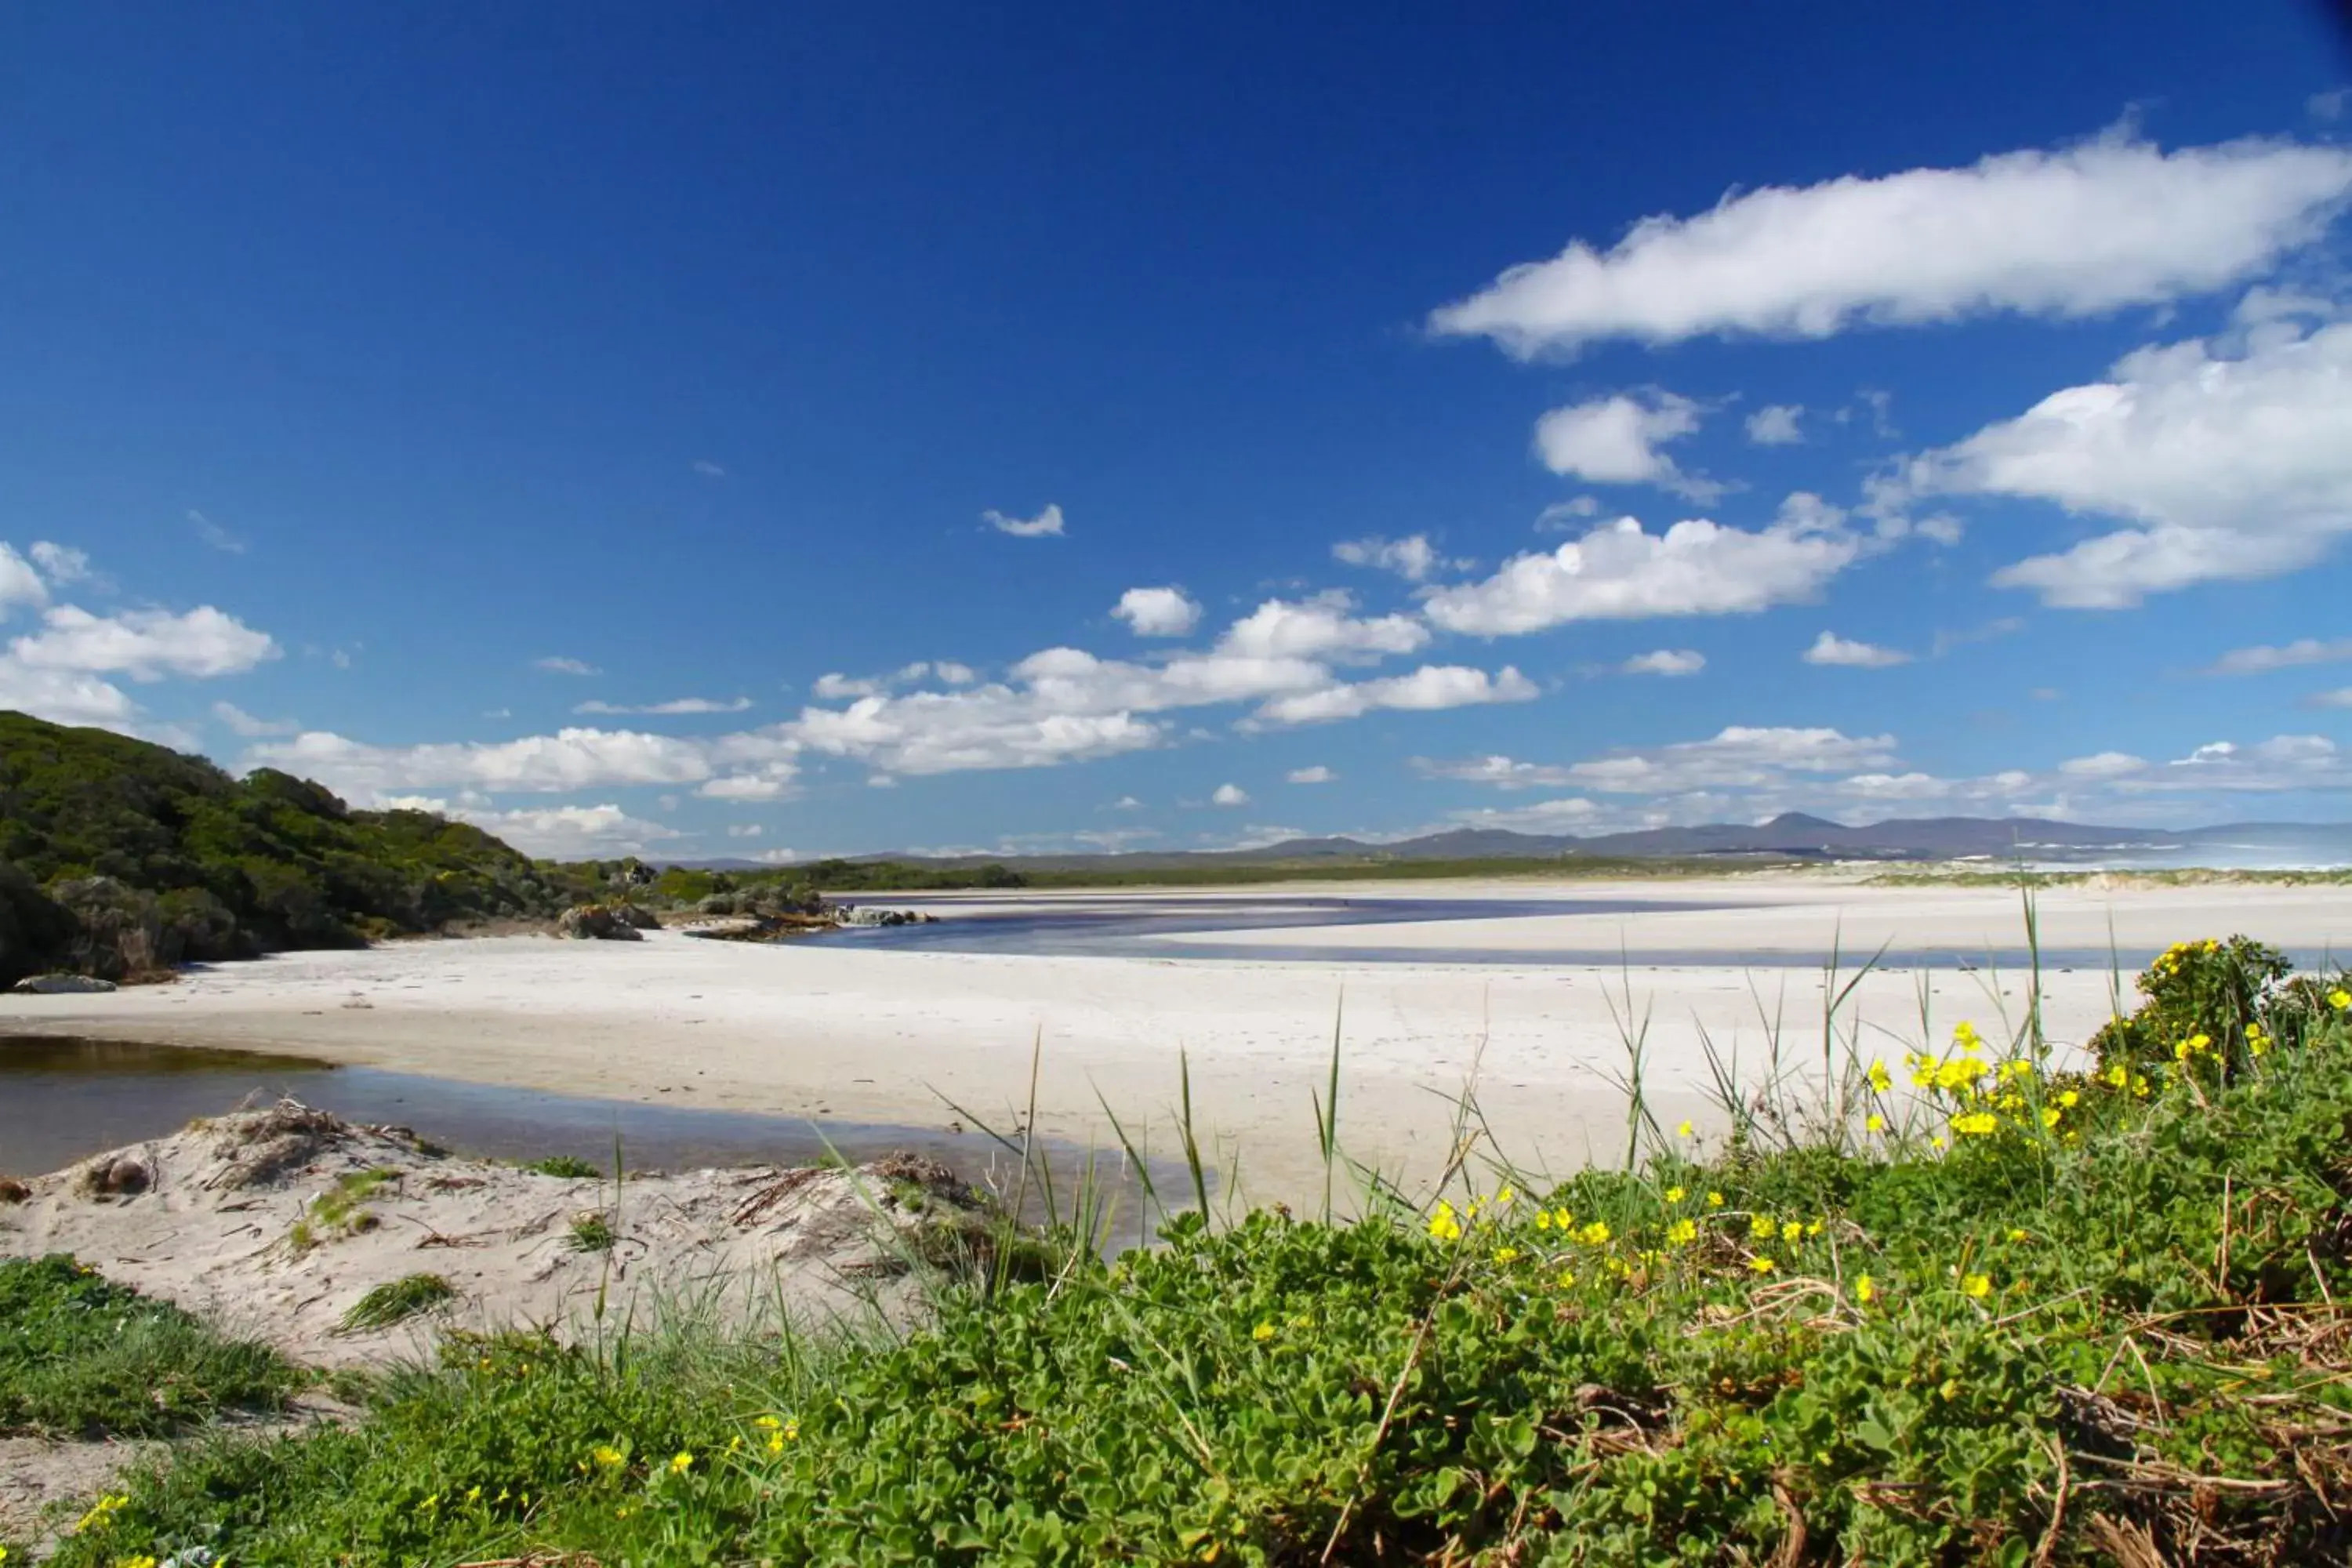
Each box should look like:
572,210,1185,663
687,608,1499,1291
10,973,120,995
555,904,646,941
838,906,938,928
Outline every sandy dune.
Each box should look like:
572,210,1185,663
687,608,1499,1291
2,877,2341,1210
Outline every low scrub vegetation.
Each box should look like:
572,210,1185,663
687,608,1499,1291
0,710,589,985
34,937,2352,1564
0,1254,296,1439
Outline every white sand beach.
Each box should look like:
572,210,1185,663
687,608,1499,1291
4,876,2344,1209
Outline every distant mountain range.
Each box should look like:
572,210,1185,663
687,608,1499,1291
676,814,2352,873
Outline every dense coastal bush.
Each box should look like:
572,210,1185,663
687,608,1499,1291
0,710,584,983
35,940,2352,1565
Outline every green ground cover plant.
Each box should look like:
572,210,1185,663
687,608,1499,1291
35,937,2352,1565
0,1254,296,1439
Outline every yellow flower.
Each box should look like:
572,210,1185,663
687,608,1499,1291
1664,1185,1686,1204
1854,1275,1875,1304
1534,1210,1552,1231
1252,1321,1276,1341
1866,1060,1893,1093
1954,1021,1984,1055
1865,1113,1885,1133
669,1450,694,1475
1748,1256,1776,1275
1492,1247,1521,1265
1495,1185,1516,1206
2040,1107,2062,1128
1552,1207,1574,1229
2104,1063,2129,1087
1579,1221,1612,1247
1780,1221,1803,1245
1706,1191,1725,1208
754,1414,782,1429
1678,1119,1695,1138
767,1432,786,1455
1427,1201,1463,1243
1805,1219,1824,1238
2057,1090,2079,1108
75,1496,129,1535
591,1444,625,1468
1555,1269,1577,1289
1951,1111,1998,1136
2328,989,2349,1011
2007,1228,2028,1243
1940,1377,1962,1402
114,1559,158,1568
1748,1213,1775,1240
1962,1273,1992,1299
1930,1135,1948,1151
1667,1218,1697,1245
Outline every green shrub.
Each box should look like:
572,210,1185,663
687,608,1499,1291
0,1254,296,1438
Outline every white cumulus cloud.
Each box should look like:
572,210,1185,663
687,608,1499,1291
1621,648,1705,677
1250,664,1537,727
1745,405,1805,445
10,604,278,681
1429,132,2352,354
1903,318,2352,606
1421,514,1859,636
1532,393,1716,499
1112,586,1203,637
1332,534,1442,581
1802,630,1911,668
1210,783,1250,807
246,727,732,799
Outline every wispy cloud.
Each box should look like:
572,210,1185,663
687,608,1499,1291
212,701,296,737
691,459,727,477
187,510,246,554
2208,637,2352,675
574,696,754,716
984,503,1065,538
532,655,601,676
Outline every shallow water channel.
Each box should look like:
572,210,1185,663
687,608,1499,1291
0,1036,1164,1230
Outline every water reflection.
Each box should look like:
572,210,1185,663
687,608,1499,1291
0,1036,1156,1226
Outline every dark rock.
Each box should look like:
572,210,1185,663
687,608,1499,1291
11,972,120,994
557,904,645,942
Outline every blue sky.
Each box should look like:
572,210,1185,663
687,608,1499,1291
4,3,2350,859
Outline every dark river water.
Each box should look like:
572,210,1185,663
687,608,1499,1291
826,894,2225,972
